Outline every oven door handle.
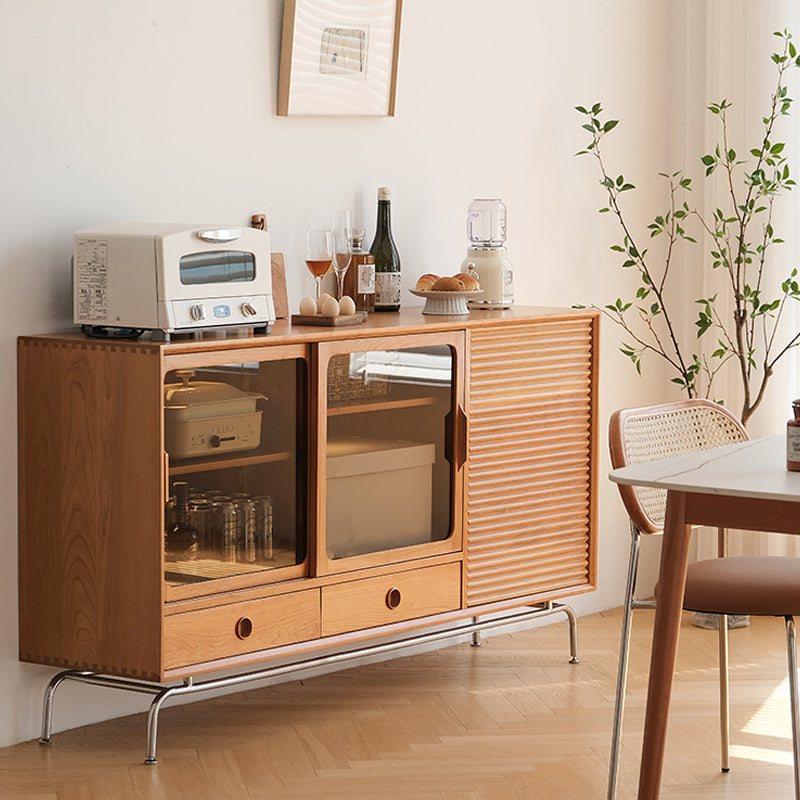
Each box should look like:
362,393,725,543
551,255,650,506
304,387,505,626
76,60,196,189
196,228,243,243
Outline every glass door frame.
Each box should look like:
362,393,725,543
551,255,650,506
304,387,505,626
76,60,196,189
161,342,311,602
312,330,467,577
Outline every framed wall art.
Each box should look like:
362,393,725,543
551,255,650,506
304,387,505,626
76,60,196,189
278,0,402,117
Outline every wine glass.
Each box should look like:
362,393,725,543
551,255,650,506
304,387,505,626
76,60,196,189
332,210,352,301
305,229,334,302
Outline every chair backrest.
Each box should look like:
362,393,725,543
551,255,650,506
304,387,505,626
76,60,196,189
608,399,749,534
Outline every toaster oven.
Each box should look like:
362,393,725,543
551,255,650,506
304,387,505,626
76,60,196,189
73,222,276,340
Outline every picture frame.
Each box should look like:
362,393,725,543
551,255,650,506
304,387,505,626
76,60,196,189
278,0,402,117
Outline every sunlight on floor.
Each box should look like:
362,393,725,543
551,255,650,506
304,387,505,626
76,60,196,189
726,675,796,766
729,744,794,766
742,676,792,741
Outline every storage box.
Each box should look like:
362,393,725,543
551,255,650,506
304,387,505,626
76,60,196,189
326,438,436,558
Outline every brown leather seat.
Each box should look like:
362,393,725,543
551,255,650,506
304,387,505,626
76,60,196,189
680,556,800,617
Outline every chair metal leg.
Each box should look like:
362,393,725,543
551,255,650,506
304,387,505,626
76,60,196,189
785,616,800,800
718,613,730,772
607,522,642,800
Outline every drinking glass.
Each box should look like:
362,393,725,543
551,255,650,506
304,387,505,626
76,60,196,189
305,229,334,302
332,210,352,301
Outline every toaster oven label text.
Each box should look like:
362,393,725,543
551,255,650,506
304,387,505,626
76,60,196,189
75,238,109,321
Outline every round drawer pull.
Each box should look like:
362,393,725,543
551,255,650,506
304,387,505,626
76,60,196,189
235,617,253,639
386,588,402,610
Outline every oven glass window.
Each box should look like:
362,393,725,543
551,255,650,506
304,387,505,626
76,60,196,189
179,250,256,285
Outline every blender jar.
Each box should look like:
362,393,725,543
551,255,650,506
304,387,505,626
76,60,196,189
467,199,506,248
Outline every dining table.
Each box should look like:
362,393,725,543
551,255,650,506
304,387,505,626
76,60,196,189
609,433,800,799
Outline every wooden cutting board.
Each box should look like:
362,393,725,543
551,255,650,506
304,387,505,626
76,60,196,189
291,312,367,327
270,252,289,319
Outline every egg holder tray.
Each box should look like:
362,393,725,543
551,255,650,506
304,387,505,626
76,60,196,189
290,312,368,327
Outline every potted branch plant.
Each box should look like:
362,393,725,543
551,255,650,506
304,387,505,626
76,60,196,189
576,29,800,427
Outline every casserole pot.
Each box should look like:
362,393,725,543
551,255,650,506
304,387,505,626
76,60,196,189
164,370,265,458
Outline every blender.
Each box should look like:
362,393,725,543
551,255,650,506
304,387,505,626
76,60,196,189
461,198,514,309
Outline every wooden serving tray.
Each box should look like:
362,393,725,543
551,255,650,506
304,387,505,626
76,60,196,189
291,313,368,327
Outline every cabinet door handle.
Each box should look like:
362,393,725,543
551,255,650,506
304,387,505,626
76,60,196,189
456,405,468,469
385,588,402,610
445,406,468,469
163,451,170,505
235,617,254,639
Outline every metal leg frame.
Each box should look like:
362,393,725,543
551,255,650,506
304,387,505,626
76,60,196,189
608,523,655,800
40,601,580,764
786,616,800,800
718,614,730,772
717,527,730,773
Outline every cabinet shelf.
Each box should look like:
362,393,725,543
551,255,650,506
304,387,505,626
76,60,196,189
164,548,297,586
328,396,436,417
169,450,293,476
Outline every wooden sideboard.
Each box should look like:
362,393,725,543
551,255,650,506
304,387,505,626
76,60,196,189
18,306,598,757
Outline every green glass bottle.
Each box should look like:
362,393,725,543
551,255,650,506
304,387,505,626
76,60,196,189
369,187,401,311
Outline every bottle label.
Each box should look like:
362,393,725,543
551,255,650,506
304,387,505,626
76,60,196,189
375,272,401,306
788,425,800,467
358,263,375,294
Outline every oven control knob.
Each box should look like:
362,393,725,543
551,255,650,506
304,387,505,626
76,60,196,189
190,304,206,321
241,302,257,318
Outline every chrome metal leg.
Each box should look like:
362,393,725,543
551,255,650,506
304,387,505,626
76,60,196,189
38,605,569,764
718,613,730,772
607,523,642,800
39,670,89,745
715,526,731,772
471,616,482,647
145,687,174,764
786,616,800,800
561,602,580,664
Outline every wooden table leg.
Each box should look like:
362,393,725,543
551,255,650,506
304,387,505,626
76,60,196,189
638,490,692,799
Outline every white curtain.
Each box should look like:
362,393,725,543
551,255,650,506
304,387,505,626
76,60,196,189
687,0,800,559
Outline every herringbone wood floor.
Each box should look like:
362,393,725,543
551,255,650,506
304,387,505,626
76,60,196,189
1,607,797,799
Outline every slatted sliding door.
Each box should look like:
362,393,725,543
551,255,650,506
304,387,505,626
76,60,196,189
465,315,598,606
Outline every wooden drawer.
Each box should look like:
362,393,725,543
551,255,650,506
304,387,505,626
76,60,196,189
321,562,461,637
163,588,321,671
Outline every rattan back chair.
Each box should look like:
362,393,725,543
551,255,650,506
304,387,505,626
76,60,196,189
607,399,800,800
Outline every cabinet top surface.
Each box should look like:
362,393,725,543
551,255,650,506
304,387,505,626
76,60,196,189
19,306,598,353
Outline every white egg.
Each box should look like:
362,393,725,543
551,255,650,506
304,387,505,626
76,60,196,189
319,295,340,318
339,296,356,316
299,296,317,316
316,292,334,313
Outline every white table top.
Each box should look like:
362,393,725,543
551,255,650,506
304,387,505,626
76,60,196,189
609,434,800,503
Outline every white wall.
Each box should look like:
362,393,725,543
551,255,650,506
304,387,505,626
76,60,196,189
0,0,697,746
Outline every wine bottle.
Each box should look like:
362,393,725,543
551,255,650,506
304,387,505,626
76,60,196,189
165,481,199,562
343,227,375,312
369,187,401,311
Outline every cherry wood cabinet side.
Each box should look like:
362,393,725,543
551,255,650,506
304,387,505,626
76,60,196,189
18,339,164,680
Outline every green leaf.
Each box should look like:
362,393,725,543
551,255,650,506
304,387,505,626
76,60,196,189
701,154,715,166
603,119,619,133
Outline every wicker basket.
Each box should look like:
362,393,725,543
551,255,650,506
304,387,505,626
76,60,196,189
327,354,389,403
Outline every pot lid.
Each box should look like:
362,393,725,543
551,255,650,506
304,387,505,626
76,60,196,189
164,370,263,408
